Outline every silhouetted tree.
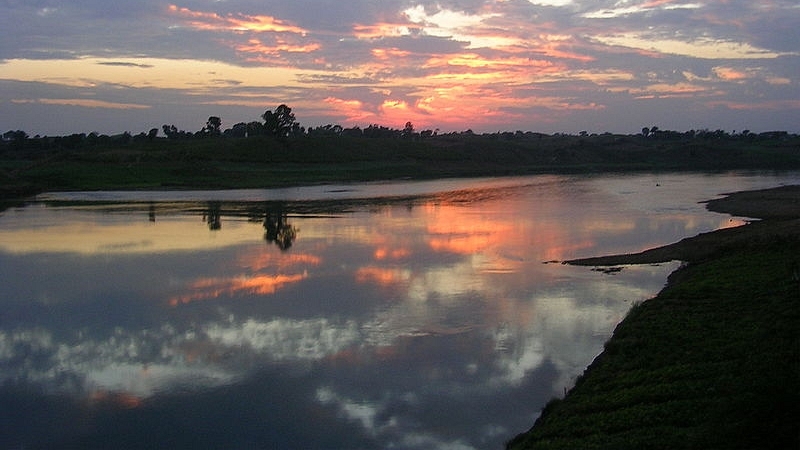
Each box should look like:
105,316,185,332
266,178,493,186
205,116,222,136
163,124,179,139
3,130,28,142
262,104,297,138
364,124,398,138
402,121,415,139
247,121,265,137
226,122,248,138
308,124,342,137
341,126,362,137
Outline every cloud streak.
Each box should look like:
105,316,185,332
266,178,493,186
0,0,797,135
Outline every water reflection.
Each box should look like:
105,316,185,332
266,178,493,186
260,209,297,250
0,173,797,449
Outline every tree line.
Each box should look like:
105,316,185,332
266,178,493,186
2,103,796,151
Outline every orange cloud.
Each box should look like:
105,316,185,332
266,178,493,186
371,48,413,60
34,98,151,109
168,4,308,35
713,66,749,81
236,38,321,57
353,23,417,40
533,43,595,62
641,0,678,8
424,53,553,73
628,82,715,99
705,99,800,110
381,99,410,112
323,97,374,123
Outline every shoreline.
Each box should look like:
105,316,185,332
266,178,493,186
507,185,800,449
565,185,800,267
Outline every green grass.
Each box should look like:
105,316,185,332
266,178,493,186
2,133,799,199
507,241,800,449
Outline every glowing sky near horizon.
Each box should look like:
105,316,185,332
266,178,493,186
0,0,798,135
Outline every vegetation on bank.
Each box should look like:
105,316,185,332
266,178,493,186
507,188,800,450
2,104,799,201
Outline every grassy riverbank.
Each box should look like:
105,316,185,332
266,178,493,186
2,132,799,203
507,186,800,449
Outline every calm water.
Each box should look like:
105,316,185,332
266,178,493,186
1,172,797,449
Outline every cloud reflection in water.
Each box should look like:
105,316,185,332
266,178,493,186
1,173,795,449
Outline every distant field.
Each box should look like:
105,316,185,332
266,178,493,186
2,132,799,201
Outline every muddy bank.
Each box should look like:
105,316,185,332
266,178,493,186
705,184,800,219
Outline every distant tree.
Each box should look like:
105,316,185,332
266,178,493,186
133,131,149,143
3,130,27,142
402,121,415,139
262,104,297,138
641,127,650,138
163,124,179,139
147,128,159,141
114,132,131,146
341,126,362,137
85,132,99,146
205,116,222,136
247,121,265,136
226,122,248,138
308,124,342,137
290,122,303,137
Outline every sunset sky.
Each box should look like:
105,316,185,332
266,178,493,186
1,0,798,136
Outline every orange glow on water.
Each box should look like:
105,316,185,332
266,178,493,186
237,251,321,272
355,266,411,286
89,390,143,409
169,273,307,305
374,246,410,260
425,206,512,255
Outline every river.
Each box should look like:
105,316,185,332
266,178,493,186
0,172,797,449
